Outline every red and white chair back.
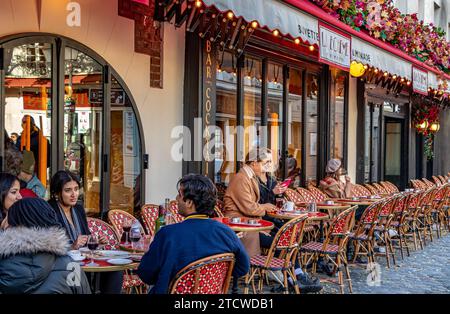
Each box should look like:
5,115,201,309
284,189,306,205
307,185,328,202
107,209,142,239
168,201,185,223
87,217,120,250
169,253,235,294
141,204,160,238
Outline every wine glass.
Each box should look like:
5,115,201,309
86,235,99,267
122,219,132,246
129,228,141,253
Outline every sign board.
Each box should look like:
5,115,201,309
319,23,351,71
412,67,428,95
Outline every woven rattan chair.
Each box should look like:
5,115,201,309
244,214,309,294
373,182,388,194
107,209,145,240
348,201,384,264
214,200,225,218
87,217,147,294
141,204,160,239
307,185,328,202
168,200,185,223
284,188,306,206
300,206,357,294
373,196,397,268
169,253,235,294
352,184,372,197
295,187,317,203
364,184,379,195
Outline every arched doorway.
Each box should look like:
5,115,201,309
0,34,145,218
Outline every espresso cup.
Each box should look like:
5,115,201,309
283,201,295,211
230,217,241,223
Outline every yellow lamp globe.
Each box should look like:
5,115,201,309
417,120,428,130
350,61,366,78
429,122,440,132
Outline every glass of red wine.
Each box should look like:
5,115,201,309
129,228,142,253
122,219,132,246
86,235,99,267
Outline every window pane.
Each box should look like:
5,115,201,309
330,69,346,160
287,68,302,181
243,57,262,160
267,62,283,172
109,76,142,215
215,51,237,185
4,42,52,196
305,73,318,184
64,47,103,216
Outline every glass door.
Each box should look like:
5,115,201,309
364,101,381,183
1,39,54,196
384,118,405,189
63,46,104,216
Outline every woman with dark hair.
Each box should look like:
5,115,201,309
0,172,22,228
0,198,91,294
47,170,91,249
48,170,122,294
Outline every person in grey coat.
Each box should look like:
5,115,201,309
0,198,91,294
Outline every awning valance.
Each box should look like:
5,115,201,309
351,37,412,80
203,0,319,45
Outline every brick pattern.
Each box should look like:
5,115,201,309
119,0,164,88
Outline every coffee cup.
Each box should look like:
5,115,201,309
352,197,359,201
325,200,334,205
282,201,295,211
230,217,241,223
248,219,259,225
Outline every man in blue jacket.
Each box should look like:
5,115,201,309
137,174,250,294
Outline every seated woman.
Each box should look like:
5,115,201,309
0,172,23,229
319,159,353,199
255,150,322,293
48,170,123,294
0,198,91,294
223,148,277,257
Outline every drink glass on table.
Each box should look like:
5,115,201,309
86,235,99,267
129,228,142,253
122,219,132,246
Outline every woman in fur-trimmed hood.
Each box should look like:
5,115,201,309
0,198,91,294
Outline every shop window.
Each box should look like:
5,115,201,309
64,47,103,216
4,42,52,196
287,68,303,179
267,62,283,172
305,73,318,184
1,36,144,217
109,76,142,215
243,57,262,161
330,69,347,161
215,51,237,184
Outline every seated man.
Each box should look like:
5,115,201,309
137,174,250,294
18,150,46,198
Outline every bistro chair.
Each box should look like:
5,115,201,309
432,176,443,186
373,182,388,195
87,217,147,294
364,184,379,195
348,201,383,264
385,194,410,260
422,178,435,188
416,187,437,245
300,206,357,294
373,196,397,268
214,200,225,218
169,253,235,294
107,209,145,240
307,185,328,202
295,187,317,203
284,189,306,206
141,204,160,239
244,214,309,294
168,200,185,223
352,184,372,197
403,191,425,251
429,185,448,238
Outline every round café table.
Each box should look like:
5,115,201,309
80,252,140,294
333,198,380,206
266,210,329,221
212,217,274,232
295,202,351,219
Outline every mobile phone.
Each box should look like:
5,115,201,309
280,178,292,187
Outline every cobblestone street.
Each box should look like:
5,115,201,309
321,234,450,294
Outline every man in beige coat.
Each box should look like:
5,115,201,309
223,150,277,257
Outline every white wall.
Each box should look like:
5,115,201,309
0,0,186,204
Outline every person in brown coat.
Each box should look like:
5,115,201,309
223,149,277,257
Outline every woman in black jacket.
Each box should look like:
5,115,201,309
0,198,91,294
47,170,123,294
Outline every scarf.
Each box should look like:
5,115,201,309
57,203,83,244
